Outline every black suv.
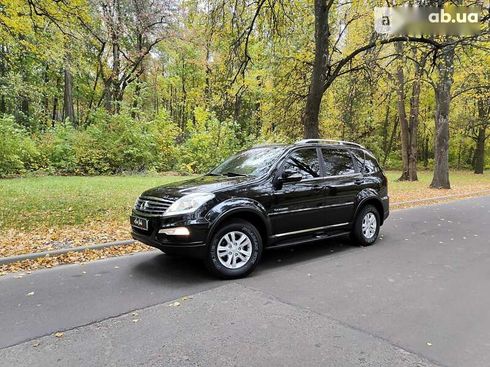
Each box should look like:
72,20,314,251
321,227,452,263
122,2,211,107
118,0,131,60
130,139,389,278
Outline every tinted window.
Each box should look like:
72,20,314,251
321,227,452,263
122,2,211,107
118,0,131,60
283,149,320,179
211,146,286,177
322,148,355,176
351,149,364,172
364,152,380,173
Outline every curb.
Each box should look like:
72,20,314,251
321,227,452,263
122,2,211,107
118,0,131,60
0,240,136,266
2,190,490,266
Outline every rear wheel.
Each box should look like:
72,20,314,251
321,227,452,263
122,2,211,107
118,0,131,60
205,219,262,279
351,204,380,246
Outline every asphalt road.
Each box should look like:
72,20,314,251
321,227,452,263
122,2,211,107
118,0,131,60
1,196,489,366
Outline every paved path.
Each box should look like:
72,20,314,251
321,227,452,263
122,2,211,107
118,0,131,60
1,196,489,366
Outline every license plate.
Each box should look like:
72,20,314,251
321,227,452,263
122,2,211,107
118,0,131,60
130,216,149,231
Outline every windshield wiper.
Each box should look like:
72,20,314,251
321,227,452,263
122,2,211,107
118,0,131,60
223,172,248,177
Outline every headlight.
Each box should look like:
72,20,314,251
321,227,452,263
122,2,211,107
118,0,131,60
164,193,215,216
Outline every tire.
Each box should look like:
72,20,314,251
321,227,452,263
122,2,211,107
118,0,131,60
205,219,263,279
351,204,380,246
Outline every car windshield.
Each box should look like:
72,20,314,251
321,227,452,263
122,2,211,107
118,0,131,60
209,146,285,177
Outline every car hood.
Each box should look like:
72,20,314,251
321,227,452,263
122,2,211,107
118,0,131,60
142,175,253,199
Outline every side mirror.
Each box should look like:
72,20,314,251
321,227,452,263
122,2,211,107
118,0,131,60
280,170,302,183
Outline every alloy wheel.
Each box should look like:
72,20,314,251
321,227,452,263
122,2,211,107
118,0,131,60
362,212,377,239
216,231,252,269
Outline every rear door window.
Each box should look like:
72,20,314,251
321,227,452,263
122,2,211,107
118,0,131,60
321,148,355,176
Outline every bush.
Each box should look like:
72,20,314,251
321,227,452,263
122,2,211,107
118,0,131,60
35,110,182,175
178,107,242,174
0,108,250,176
79,112,154,173
0,116,40,176
37,125,78,174
149,111,181,171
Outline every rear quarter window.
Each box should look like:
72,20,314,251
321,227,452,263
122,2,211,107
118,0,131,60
364,152,381,173
351,149,381,174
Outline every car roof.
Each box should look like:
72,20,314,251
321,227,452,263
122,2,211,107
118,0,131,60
293,139,365,149
252,140,369,154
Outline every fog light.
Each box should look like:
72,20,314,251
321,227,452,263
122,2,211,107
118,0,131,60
159,227,190,236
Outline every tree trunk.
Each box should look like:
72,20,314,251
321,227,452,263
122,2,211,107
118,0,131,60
383,115,399,166
473,125,485,174
395,44,410,181
407,52,426,181
112,41,121,113
381,94,392,157
0,45,6,114
302,0,329,139
423,126,430,168
397,46,425,181
63,68,75,125
430,44,455,189
131,33,145,119
19,96,29,126
474,99,487,174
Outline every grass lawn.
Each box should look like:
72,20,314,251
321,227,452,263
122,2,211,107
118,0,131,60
385,170,490,204
0,170,489,259
0,175,190,258
0,175,190,231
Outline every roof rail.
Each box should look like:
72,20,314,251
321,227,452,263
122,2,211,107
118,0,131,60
295,139,365,149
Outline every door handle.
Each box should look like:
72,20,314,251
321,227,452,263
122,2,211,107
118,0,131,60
324,184,339,191
313,184,323,191
354,179,363,185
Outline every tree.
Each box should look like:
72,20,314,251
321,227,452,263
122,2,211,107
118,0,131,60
430,44,456,188
84,0,175,113
396,45,429,181
300,0,445,138
473,98,490,174
63,67,76,124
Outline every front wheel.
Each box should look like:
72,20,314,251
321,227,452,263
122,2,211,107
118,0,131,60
205,219,262,279
351,205,380,246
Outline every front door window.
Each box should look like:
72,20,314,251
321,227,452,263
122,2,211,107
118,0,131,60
282,148,320,179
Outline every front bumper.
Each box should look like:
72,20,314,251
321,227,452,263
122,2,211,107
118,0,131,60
130,212,209,256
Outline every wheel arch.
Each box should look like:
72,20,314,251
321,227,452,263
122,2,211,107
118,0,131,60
354,194,385,225
206,200,271,245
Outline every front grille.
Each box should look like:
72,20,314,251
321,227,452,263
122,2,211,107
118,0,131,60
134,196,175,216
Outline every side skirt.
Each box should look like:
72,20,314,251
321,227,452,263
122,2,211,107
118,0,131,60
265,231,351,250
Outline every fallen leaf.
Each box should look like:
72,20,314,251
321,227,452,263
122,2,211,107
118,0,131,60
168,301,181,307
54,332,64,338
